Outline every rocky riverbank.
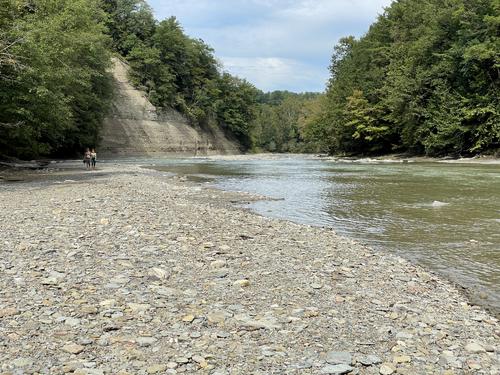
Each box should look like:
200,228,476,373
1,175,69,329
0,166,499,374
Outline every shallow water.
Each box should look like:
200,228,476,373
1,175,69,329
115,156,500,314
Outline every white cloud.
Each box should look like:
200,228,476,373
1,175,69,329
148,0,393,91
220,57,326,92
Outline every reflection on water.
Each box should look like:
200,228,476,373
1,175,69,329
135,156,500,313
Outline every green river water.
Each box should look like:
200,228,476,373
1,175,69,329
143,155,500,315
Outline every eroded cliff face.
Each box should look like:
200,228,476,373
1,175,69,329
99,58,241,157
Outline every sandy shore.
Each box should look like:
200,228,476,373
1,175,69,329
0,165,499,374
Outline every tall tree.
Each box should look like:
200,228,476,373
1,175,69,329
0,0,113,158
315,0,500,156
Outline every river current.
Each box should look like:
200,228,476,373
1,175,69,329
113,155,500,314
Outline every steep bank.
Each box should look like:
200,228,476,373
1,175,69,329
0,166,498,374
99,58,241,157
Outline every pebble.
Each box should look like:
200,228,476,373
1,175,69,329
233,279,250,287
465,342,486,353
146,364,166,374
358,355,382,366
181,314,195,323
379,363,395,374
326,351,352,365
62,343,85,355
12,358,33,368
135,337,157,347
393,355,411,364
0,167,498,374
321,364,354,374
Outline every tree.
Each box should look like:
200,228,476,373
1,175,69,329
318,0,500,156
0,0,113,158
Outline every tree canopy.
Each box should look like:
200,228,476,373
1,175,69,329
104,1,259,148
313,0,500,156
0,0,113,159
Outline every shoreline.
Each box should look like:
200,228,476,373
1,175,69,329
1,164,498,373
2,158,500,319
203,152,500,165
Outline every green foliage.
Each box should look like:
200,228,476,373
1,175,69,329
316,0,500,156
103,2,258,147
215,73,259,148
251,92,324,153
0,0,113,159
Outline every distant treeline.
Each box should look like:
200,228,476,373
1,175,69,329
251,91,323,153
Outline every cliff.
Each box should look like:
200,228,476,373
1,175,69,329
99,58,242,157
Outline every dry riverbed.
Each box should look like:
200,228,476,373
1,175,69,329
0,165,499,374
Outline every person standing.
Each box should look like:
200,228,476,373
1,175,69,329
83,148,91,169
90,148,97,169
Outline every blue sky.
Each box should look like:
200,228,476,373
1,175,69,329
148,0,393,92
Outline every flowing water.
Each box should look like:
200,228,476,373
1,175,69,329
120,155,500,314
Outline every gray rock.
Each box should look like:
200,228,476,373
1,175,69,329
465,342,486,353
326,351,352,365
358,355,382,366
135,337,157,347
12,357,33,368
321,364,354,374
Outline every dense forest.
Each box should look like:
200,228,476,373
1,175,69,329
1,0,498,159
0,0,258,158
0,0,114,158
309,0,500,156
103,0,258,148
251,91,323,153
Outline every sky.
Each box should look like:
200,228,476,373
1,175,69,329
148,0,393,93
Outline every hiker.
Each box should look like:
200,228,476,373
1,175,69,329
90,148,97,169
83,148,91,169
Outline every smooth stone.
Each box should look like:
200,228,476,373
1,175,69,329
395,332,413,340
483,344,495,352
211,269,229,278
235,314,282,330
233,279,250,287
148,267,169,279
465,342,485,353
321,364,354,374
74,369,104,375
13,357,33,368
216,331,230,338
326,351,352,365
62,343,85,355
181,314,195,323
64,317,80,326
192,355,205,363
135,337,157,347
147,364,166,374
393,355,411,364
359,355,382,366
379,363,395,375
128,303,150,312
0,307,19,318
207,311,231,325
210,260,226,269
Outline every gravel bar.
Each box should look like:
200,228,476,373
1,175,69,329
0,166,499,374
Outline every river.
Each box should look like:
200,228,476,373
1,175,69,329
122,155,500,315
